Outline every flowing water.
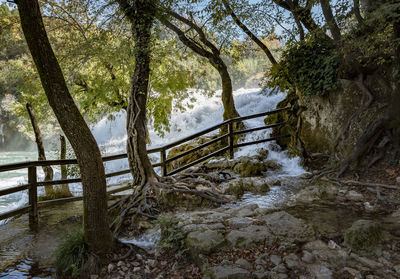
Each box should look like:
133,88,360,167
0,87,306,277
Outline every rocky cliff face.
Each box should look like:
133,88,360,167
268,71,395,162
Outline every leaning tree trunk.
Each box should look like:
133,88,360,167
214,61,240,121
60,135,72,197
117,0,158,188
17,0,113,254
26,102,54,196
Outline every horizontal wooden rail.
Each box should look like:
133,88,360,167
0,107,291,226
0,184,30,196
165,133,229,164
168,146,230,176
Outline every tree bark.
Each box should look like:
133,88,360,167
26,102,55,196
320,0,342,42
159,12,240,121
353,0,364,25
60,135,72,197
222,0,277,65
116,0,158,187
17,0,113,254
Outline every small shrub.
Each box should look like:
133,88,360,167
55,229,86,278
267,31,339,97
156,216,188,258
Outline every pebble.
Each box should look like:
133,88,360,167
132,261,140,267
147,259,156,267
117,260,124,267
396,177,400,185
270,254,282,266
328,240,340,249
136,253,143,260
107,263,115,273
235,258,252,270
301,250,314,264
133,267,141,273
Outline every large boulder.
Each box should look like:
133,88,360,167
186,230,225,255
262,211,315,243
226,225,275,248
221,178,271,198
344,220,383,251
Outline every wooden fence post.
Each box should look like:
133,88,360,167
160,149,167,176
228,122,234,159
28,166,38,228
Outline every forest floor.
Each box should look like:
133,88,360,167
103,155,400,279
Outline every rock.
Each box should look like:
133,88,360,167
364,202,375,212
270,254,282,266
271,264,287,273
186,230,225,254
226,225,275,248
350,253,383,268
394,264,400,273
283,253,300,269
327,240,340,249
133,267,141,273
253,271,269,279
396,177,400,185
307,264,333,279
107,263,115,273
233,157,281,177
262,211,315,242
90,275,99,279
206,265,252,279
235,258,252,270
346,190,364,201
132,262,140,267
341,267,362,279
117,261,125,267
147,259,156,268
344,220,383,251
301,250,314,263
295,185,338,203
225,178,270,198
227,217,254,229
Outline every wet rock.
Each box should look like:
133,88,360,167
235,258,252,270
262,211,315,242
224,178,270,198
226,225,275,248
270,255,282,266
346,190,364,201
308,264,333,279
186,230,225,254
233,157,281,177
344,220,383,251
206,265,252,279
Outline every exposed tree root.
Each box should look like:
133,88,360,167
366,188,400,205
334,73,375,149
330,178,400,190
337,117,388,177
109,172,230,236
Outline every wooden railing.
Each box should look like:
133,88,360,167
0,107,289,227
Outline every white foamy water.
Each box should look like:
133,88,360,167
0,87,305,218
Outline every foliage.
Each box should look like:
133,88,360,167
55,229,86,278
156,216,188,258
267,32,340,97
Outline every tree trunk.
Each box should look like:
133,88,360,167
320,0,342,42
117,0,158,188
26,102,54,196
212,59,240,121
60,135,72,197
17,0,113,254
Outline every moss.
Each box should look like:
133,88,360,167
233,161,268,177
344,220,383,251
38,188,74,201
